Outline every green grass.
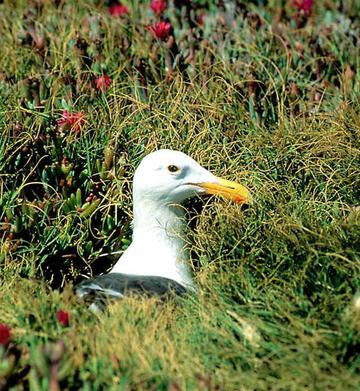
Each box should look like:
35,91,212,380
0,0,360,389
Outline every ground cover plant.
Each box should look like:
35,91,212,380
0,0,359,389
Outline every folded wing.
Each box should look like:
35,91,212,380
76,273,188,310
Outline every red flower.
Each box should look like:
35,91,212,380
56,310,70,327
148,21,171,40
57,110,84,132
293,0,314,16
197,11,206,26
150,0,167,16
95,74,112,93
109,3,129,17
0,324,11,346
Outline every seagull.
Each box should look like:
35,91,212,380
76,149,250,308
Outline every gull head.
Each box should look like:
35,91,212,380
133,149,251,206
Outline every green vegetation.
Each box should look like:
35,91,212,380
0,0,359,389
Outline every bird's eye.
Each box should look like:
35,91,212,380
167,165,180,173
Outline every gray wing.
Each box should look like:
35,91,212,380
76,273,188,310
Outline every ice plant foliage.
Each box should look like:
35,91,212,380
95,74,111,93
149,21,171,40
56,310,70,327
293,0,314,16
150,0,167,16
0,323,11,346
57,110,85,132
109,3,129,17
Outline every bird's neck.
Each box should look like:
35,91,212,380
111,198,194,288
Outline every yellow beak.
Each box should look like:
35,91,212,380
199,177,251,205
